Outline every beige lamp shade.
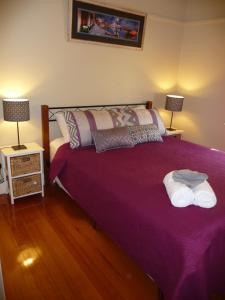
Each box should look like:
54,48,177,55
3,99,30,122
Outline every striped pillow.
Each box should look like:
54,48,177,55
121,108,166,135
64,109,125,149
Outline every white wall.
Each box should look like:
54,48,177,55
1,0,225,151
0,0,184,146
175,18,225,150
185,0,225,21
156,0,225,151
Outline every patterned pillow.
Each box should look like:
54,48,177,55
122,108,166,135
63,107,166,149
92,127,134,153
128,124,163,145
64,109,125,149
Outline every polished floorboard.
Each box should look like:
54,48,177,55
0,186,224,300
0,185,158,300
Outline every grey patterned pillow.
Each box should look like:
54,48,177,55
128,124,163,145
92,127,134,153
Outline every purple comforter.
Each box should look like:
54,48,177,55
50,137,225,300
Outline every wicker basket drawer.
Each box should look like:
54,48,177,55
12,174,42,197
10,153,40,176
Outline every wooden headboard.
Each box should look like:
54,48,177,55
41,101,152,177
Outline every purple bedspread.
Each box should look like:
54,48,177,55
50,137,225,300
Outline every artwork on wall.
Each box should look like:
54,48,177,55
69,0,146,49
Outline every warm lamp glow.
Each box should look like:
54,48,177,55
166,94,184,99
17,247,41,268
23,257,34,267
1,90,25,98
177,71,213,93
146,68,177,92
3,98,28,102
178,79,203,92
158,109,167,118
157,80,177,91
0,76,42,98
175,113,199,132
0,82,28,98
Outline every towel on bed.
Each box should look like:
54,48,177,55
163,171,195,207
164,171,217,208
192,180,217,208
172,169,208,188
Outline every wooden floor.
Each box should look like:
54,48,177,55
0,186,224,300
0,185,158,300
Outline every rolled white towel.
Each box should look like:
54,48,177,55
163,171,195,207
192,181,217,208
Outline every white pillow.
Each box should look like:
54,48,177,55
150,108,166,135
56,112,70,142
63,109,125,149
55,107,166,147
122,108,166,135
50,137,65,161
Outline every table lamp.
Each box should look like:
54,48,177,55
3,98,30,150
165,95,184,131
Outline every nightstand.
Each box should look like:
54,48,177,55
165,129,184,140
0,143,44,204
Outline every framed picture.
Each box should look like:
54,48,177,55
69,0,146,49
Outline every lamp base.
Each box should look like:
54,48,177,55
166,127,176,131
12,145,27,151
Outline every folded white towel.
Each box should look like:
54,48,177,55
163,171,195,207
192,181,217,208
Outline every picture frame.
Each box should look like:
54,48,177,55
69,0,146,49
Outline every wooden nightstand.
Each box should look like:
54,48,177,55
165,129,184,140
0,143,44,204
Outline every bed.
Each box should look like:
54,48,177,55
42,101,225,300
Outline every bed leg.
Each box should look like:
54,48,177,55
158,287,164,300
